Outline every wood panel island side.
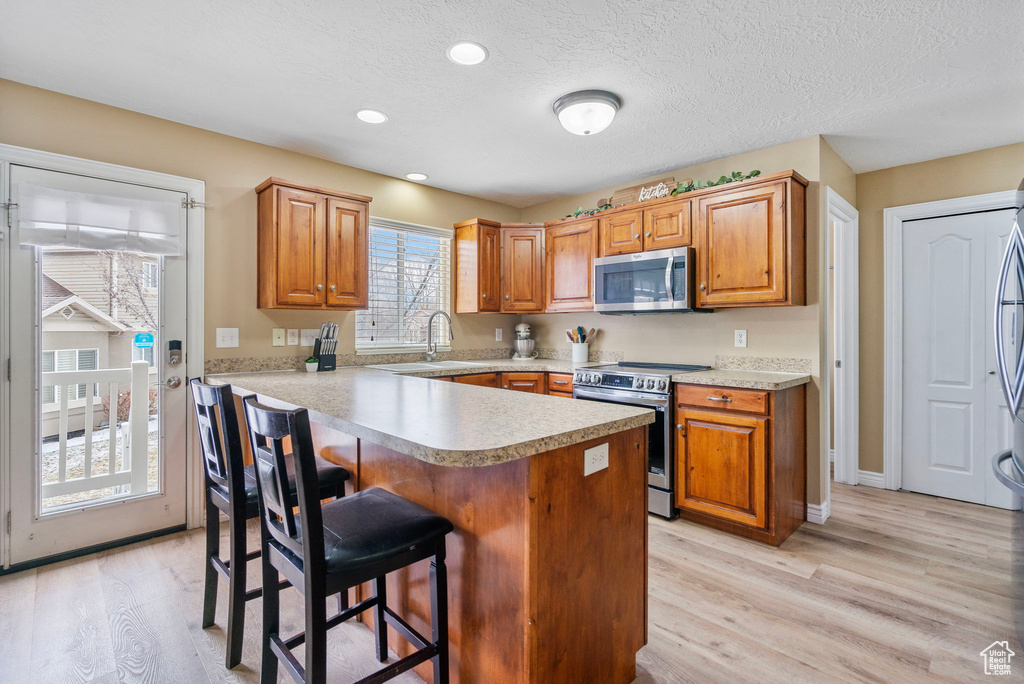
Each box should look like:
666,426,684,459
208,368,654,684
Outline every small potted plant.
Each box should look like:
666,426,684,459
305,356,319,373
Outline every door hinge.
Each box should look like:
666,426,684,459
182,198,212,210
835,360,841,368
1,202,16,232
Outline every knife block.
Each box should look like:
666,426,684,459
313,338,337,372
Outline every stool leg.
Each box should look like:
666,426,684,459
430,542,449,684
259,540,280,684
373,576,388,662
202,490,219,629
225,512,247,669
305,582,328,684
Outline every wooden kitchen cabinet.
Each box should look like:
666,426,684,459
643,198,692,251
674,382,806,546
694,174,806,308
502,372,546,394
500,225,545,312
547,372,574,395
453,372,500,388
599,209,644,256
544,218,598,312
454,219,502,313
256,178,370,310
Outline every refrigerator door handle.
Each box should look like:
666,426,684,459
994,222,1024,416
992,450,1024,497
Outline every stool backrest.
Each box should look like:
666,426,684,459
242,396,325,573
190,379,245,498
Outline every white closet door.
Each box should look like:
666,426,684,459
902,208,1015,508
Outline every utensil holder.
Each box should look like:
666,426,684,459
313,338,336,371
571,342,589,363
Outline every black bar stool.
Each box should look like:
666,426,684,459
242,396,453,684
190,379,350,669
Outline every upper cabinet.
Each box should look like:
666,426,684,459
694,174,806,308
454,220,545,314
545,218,598,312
599,209,643,256
256,178,370,310
643,198,692,251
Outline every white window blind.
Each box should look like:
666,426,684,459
356,219,452,353
42,348,98,403
142,261,159,288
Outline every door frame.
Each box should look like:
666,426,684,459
883,190,1017,491
825,188,860,488
0,143,206,568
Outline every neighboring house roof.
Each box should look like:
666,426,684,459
42,294,130,333
42,275,75,309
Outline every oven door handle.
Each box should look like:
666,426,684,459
573,386,669,408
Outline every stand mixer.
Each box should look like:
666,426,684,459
512,323,539,359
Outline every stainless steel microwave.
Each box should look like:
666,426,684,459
593,247,702,314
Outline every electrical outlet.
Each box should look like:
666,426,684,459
735,329,747,348
300,329,320,346
583,443,609,476
216,328,239,348
286,329,299,345
495,328,503,342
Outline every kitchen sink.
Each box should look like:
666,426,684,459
422,361,487,369
364,360,487,372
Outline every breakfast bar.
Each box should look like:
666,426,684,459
209,367,654,684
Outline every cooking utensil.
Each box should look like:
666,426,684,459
577,326,586,343
587,328,596,342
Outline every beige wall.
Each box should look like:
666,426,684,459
855,142,1024,473
0,79,524,361
520,135,831,504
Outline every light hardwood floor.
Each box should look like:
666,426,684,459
0,483,1018,683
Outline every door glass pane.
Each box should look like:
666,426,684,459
40,247,161,511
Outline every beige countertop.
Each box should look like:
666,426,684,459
207,365,654,468
671,368,812,391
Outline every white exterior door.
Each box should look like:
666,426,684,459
902,208,1016,508
4,165,190,565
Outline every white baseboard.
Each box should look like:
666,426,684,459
806,499,830,525
857,470,885,488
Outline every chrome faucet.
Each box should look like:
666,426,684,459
425,310,453,361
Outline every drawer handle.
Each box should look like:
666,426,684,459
707,395,732,402
552,380,569,385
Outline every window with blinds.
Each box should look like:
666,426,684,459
42,348,98,403
356,219,452,353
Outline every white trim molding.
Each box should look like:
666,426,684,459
857,470,886,488
883,190,1017,492
806,500,830,525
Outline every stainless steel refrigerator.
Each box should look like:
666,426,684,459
992,176,1024,645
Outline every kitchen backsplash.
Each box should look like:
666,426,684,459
713,355,812,373
205,347,517,374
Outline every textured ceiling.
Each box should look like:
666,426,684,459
1,0,1021,207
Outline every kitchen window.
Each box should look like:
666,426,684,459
142,261,158,288
356,218,452,354
41,348,98,403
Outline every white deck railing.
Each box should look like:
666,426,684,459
40,359,151,499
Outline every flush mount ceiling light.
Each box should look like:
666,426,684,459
552,90,622,136
405,172,428,181
356,109,388,124
446,41,488,66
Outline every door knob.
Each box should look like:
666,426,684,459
161,376,182,389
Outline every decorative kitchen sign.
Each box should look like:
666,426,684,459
610,176,690,206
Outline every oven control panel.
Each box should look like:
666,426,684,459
573,371,670,394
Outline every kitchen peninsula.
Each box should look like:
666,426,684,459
209,366,655,684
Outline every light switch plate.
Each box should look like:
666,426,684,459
216,328,239,348
495,328,503,342
286,329,299,345
584,443,609,476
734,329,748,348
300,329,320,346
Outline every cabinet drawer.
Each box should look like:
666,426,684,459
675,385,769,414
547,372,574,393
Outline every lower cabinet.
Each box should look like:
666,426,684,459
453,372,500,388
433,376,453,382
674,383,806,546
547,372,574,396
502,372,546,393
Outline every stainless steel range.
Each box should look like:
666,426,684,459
572,362,710,518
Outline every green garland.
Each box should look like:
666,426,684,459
561,170,762,219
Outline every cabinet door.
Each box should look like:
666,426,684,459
502,372,546,393
675,409,767,528
599,209,643,256
545,219,598,312
326,197,368,309
479,224,502,312
274,187,326,307
644,198,691,251
501,227,544,312
696,181,789,307
453,372,500,388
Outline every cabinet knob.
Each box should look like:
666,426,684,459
676,424,683,430
330,285,336,291
482,294,487,299
634,233,640,239
699,284,706,291
505,294,510,300
317,284,323,291
645,232,651,237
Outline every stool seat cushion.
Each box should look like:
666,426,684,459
319,487,454,574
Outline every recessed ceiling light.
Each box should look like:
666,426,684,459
446,41,488,66
552,90,622,136
356,109,388,124
405,172,428,181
